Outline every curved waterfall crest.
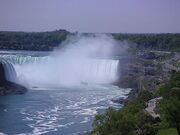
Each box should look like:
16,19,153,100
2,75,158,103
0,54,119,87
0,55,49,65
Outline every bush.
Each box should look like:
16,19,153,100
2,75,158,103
155,71,180,135
90,91,157,135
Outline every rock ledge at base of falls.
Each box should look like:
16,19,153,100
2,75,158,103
0,81,27,96
0,61,27,96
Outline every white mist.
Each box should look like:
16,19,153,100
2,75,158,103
15,34,123,88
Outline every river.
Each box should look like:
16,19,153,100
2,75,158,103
0,50,130,135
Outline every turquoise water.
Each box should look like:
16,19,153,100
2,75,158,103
0,50,130,135
0,85,130,135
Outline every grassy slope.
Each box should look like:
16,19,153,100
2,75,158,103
157,128,178,135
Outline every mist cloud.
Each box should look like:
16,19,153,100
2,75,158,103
15,34,127,88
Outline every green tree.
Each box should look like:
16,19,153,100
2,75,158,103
156,71,180,135
135,111,158,135
90,91,157,135
91,108,136,135
159,97,180,135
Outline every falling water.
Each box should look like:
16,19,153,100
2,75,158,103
0,34,130,135
0,55,119,87
0,60,17,83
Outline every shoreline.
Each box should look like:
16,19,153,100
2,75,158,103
111,87,137,104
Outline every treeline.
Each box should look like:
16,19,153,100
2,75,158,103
0,30,70,51
90,71,180,135
113,33,180,52
0,30,180,51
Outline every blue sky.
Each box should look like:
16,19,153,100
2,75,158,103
0,0,180,33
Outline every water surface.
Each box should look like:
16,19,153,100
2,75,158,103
0,85,130,135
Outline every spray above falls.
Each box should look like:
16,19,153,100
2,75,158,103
13,34,124,88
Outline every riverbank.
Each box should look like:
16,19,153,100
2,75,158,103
90,71,180,135
114,51,180,100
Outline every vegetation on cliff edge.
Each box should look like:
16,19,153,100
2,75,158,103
90,71,180,135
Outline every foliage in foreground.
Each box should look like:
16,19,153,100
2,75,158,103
157,128,178,135
90,71,180,135
90,90,158,135
156,71,180,135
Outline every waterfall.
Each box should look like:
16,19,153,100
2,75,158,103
0,60,17,83
83,59,119,83
0,54,119,87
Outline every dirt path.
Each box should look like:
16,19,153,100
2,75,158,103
145,97,162,118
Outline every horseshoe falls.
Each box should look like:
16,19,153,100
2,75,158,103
0,35,131,135
1,55,119,88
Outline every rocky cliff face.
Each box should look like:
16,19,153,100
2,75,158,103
115,51,179,99
0,61,27,96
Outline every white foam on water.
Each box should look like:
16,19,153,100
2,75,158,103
73,107,105,116
17,85,131,135
80,117,91,124
0,133,8,135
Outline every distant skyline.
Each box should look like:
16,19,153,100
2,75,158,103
0,0,180,33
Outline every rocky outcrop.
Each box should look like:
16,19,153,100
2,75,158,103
115,57,165,91
0,60,27,96
161,52,180,72
145,97,163,118
114,51,179,100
